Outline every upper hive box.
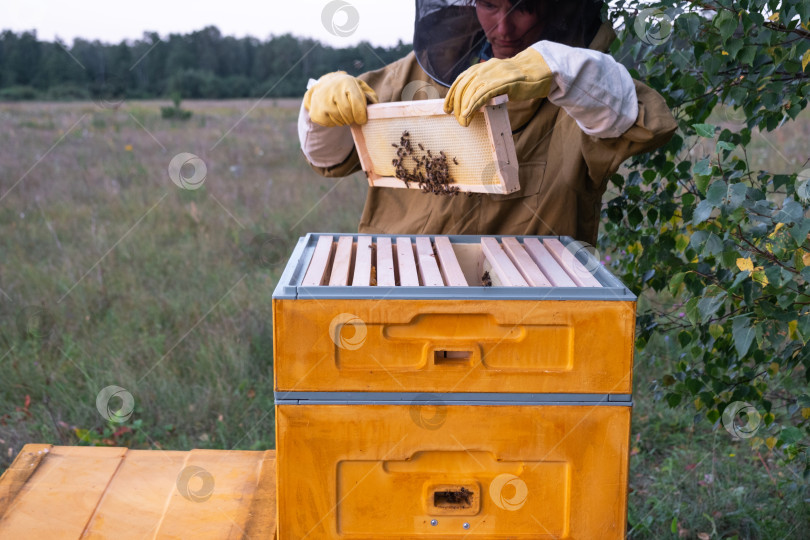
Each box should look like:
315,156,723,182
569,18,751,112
272,234,636,396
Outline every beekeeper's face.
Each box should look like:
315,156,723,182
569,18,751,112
475,0,545,59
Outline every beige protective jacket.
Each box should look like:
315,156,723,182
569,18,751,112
306,25,677,245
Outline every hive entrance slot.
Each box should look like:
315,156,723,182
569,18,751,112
434,350,472,365
433,487,473,509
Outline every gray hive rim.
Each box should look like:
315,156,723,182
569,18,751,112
273,234,636,301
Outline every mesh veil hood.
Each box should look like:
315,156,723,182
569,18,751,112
414,0,605,87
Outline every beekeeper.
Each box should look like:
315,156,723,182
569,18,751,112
298,0,677,245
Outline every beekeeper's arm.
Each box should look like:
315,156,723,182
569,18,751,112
443,41,638,139
298,71,375,169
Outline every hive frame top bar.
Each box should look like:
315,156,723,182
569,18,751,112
273,233,636,301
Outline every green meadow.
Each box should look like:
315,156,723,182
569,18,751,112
1,100,807,538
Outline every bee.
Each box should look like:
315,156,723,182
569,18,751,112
418,143,424,151
391,143,398,148
453,157,459,165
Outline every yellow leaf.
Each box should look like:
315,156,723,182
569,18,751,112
766,437,777,449
803,50,810,73
802,407,810,419
789,320,799,340
752,270,768,286
769,362,780,376
721,50,729,56
768,12,779,22
803,252,810,267
737,257,754,272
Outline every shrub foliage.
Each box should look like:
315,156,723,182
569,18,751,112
606,0,810,471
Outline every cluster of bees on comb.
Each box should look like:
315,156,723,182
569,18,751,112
390,131,464,196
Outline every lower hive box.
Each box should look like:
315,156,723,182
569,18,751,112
275,403,631,539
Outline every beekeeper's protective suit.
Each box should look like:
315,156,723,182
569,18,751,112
298,0,677,245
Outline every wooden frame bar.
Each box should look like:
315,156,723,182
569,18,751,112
396,237,420,287
522,238,576,287
328,236,354,286
376,237,396,287
302,235,334,286
415,237,444,286
434,237,467,286
543,238,603,287
351,236,373,286
502,237,552,287
481,237,528,287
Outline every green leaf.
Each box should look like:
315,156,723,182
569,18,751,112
789,219,810,245
725,38,743,58
764,265,783,287
689,230,723,257
774,200,804,224
727,183,747,209
676,234,690,252
732,316,755,357
682,193,695,208
692,232,724,257
780,427,803,445
698,292,726,323
628,207,644,227
670,272,686,295
707,181,728,205
685,297,700,325
678,330,692,347
685,378,703,395
693,123,717,138
714,10,738,42
694,158,712,178
739,46,757,66
666,393,682,407
693,200,714,225
716,140,736,153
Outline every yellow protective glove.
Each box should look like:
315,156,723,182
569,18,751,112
443,47,552,127
303,71,378,127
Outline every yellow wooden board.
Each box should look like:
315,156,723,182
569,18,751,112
0,445,277,539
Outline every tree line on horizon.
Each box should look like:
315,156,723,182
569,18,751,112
0,26,413,101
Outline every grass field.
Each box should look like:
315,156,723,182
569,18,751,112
1,99,807,538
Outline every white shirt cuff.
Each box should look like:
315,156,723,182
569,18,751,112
531,41,638,139
297,77,355,168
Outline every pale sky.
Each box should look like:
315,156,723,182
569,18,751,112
0,1,416,47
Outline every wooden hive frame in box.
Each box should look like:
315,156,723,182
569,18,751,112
350,96,519,194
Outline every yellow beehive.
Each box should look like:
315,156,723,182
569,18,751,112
273,234,637,538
